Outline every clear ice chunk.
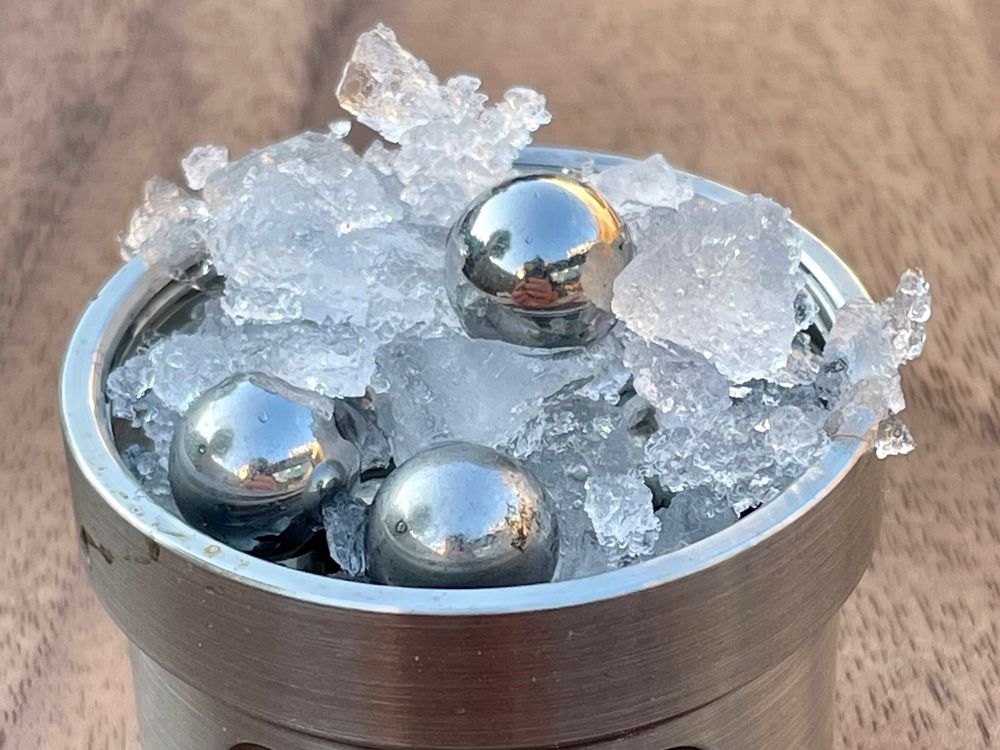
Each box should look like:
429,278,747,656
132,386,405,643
348,397,393,473
569,328,632,404
589,154,693,232
772,331,822,387
823,299,899,386
337,23,454,143
197,129,460,389
584,472,660,563
825,269,930,384
373,331,623,462
612,195,807,383
506,394,657,574
644,382,830,515
621,331,731,428
337,23,550,224
115,404,179,503
202,131,410,324
107,310,377,417
824,374,903,439
766,404,829,464
181,144,229,191
119,177,211,277
328,119,352,139
874,413,916,459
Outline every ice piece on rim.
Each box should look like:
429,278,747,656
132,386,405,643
824,268,931,381
874,413,915,459
203,135,393,326
822,268,930,437
884,268,931,365
589,154,693,231
823,299,898,385
612,195,806,383
181,144,229,191
114,405,179,504
824,375,901,440
337,23,550,224
119,177,211,277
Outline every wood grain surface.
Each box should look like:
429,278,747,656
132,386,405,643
1,1,997,748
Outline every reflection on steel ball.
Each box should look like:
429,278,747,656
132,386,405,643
367,442,559,588
447,173,634,348
169,372,362,560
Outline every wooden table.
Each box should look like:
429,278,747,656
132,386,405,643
2,2,997,748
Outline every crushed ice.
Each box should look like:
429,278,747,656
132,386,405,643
109,23,930,581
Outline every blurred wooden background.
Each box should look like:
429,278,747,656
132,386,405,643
1,1,998,748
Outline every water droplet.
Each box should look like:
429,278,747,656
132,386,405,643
395,520,408,534
257,411,269,424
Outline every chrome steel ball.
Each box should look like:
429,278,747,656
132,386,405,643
169,372,362,560
366,442,559,588
446,173,634,348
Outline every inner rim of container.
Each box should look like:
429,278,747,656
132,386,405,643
61,145,871,615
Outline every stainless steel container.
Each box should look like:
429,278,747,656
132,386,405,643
60,146,883,750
